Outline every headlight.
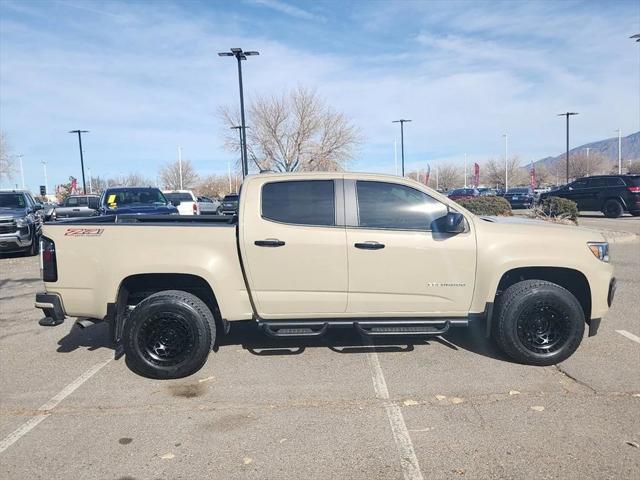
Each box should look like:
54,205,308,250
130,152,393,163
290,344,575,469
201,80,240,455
15,217,29,227
587,242,609,262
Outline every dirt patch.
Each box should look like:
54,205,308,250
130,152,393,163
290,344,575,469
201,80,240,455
169,383,206,398
204,413,256,432
118,437,133,445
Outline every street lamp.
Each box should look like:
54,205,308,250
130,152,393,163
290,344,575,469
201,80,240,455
615,128,622,174
218,48,259,178
502,134,508,191
69,130,89,194
557,112,578,184
230,125,250,173
392,119,411,176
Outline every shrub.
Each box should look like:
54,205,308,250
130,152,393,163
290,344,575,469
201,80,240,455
529,196,579,224
457,196,512,216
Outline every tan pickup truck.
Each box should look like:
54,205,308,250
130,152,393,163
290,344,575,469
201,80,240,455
35,172,616,379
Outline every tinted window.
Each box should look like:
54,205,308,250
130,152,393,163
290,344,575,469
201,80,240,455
356,181,448,230
608,177,626,186
587,178,608,188
0,193,26,208
262,180,335,226
164,192,193,202
570,179,588,189
103,189,167,207
223,195,239,202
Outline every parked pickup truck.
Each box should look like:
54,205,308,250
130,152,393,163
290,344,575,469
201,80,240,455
53,195,100,220
35,173,616,379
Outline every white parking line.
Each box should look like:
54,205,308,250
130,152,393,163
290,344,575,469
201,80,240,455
364,341,424,480
616,330,640,344
0,356,112,454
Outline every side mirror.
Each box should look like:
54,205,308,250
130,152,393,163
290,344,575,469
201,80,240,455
431,212,465,234
32,204,43,211
171,200,181,207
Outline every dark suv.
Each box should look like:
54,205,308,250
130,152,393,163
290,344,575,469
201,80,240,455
0,190,43,255
539,175,640,218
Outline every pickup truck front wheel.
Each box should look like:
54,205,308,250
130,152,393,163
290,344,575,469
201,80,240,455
123,290,216,379
494,280,584,366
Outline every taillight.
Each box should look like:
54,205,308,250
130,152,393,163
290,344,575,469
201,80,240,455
40,236,58,282
627,186,640,193
193,202,198,214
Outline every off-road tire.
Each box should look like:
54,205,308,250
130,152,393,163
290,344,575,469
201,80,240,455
123,290,216,379
602,199,623,218
493,280,584,366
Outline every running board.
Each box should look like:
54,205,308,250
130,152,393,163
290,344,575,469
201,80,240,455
257,317,466,338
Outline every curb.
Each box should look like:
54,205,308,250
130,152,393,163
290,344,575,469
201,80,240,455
586,229,640,244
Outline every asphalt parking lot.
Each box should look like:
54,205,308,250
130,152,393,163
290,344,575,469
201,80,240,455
1,214,639,480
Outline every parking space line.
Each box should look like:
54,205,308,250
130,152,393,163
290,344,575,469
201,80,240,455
364,341,424,480
0,356,112,454
615,330,640,344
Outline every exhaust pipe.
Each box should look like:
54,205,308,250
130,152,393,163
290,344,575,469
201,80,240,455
75,319,96,329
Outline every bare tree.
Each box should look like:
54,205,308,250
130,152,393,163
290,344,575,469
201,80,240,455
628,160,640,174
159,159,199,190
0,131,17,185
195,174,239,199
437,164,463,191
220,86,361,172
484,156,526,188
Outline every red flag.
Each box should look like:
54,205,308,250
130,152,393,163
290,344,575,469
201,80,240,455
70,177,78,195
473,163,480,186
530,161,537,190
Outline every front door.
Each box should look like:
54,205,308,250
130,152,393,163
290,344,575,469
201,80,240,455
240,177,348,318
345,180,476,316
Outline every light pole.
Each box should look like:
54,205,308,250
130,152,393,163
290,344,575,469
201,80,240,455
41,160,48,195
87,167,93,194
615,129,622,174
585,147,590,176
231,125,244,175
558,112,578,184
218,48,259,178
177,146,183,190
392,119,411,176
502,134,508,191
69,130,89,194
17,154,25,189
464,152,468,188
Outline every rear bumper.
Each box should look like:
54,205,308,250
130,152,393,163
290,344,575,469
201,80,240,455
35,292,66,323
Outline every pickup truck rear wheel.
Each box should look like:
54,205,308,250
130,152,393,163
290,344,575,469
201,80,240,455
123,290,216,379
493,280,584,366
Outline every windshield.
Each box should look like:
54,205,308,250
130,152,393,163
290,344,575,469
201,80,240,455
223,195,239,202
507,188,530,194
103,189,167,208
164,192,193,202
0,193,26,209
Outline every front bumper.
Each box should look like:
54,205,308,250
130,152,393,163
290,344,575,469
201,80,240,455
0,230,32,252
35,292,66,323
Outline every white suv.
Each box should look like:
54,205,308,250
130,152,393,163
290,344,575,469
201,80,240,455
162,190,199,215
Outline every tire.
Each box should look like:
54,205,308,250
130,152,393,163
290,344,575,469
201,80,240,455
630,211,640,217
602,199,623,218
123,290,216,379
493,280,585,366
26,234,39,256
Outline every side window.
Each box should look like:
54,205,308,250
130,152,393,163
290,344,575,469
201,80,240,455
587,178,607,188
78,197,88,206
262,180,335,226
66,197,78,207
570,179,588,189
356,181,448,230
607,177,625,187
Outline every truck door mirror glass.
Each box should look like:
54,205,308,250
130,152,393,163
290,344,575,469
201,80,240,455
430,212,465,234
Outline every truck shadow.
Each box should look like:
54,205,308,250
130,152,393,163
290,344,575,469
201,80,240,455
54,319,510,363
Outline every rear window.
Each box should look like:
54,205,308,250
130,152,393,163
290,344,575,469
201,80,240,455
223,195,239,202
507,188,530,194
103,189,167,207
624,176,640,186
164,192,193,202
262,180,335,226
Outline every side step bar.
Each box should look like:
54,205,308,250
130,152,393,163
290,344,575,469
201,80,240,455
257,318,467,338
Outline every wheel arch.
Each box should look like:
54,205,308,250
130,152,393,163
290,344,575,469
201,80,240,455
112,273,225,343
484,266,591,337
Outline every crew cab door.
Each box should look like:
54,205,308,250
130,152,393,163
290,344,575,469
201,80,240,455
240,177,348,318
344,180,476,315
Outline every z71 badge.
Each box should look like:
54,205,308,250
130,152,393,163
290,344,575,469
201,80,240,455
64,228,104,236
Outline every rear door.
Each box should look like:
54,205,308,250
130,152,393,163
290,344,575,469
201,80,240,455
240,177,348,318
345,180,476,315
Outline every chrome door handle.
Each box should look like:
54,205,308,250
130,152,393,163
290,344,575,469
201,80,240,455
354,241,385,250
254,239,285,247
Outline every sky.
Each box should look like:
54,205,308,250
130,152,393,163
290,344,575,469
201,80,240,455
0,0,639,192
